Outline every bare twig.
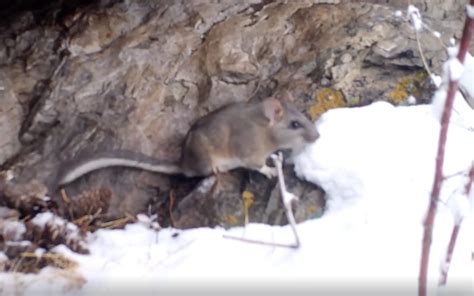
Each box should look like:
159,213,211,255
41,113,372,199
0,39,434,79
222,234,299,249
97,216,133,229
272,152,300,248
408,5,474,110
459,85,474,109
438,163,473,286
422,24,448,49
438,223,461,286
465,163,474,196
60,188,71,204
415,28,435,79
418,3,474,295
223,152,301,249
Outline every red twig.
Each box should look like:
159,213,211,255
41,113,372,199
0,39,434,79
438,223,462,285
465,164,474,196
439,164,473,286
418,3,474,296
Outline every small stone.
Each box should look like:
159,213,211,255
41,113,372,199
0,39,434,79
341,53,352,63
374,39,400,58
320,78,331,87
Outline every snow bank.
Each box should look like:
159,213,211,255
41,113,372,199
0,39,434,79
2,98,472,295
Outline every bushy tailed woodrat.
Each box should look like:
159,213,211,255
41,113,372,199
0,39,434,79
57,94,319,186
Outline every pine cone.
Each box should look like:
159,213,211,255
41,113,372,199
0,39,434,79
1,178,57,217
69,187,112,219
25,212,89,254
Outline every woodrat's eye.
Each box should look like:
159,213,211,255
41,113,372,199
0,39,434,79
289,120,302,129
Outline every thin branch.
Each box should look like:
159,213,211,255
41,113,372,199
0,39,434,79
438,223,461,286
272,152,301,248
459,85,474,109
222,234,299,249
415,28,434,79
465,163,474,196
223,152,301,249
422,23,448,49
438,163,473,286
418,3,474,295
409,5,474,111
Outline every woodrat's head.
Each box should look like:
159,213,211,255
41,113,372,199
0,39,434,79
262,95,319,151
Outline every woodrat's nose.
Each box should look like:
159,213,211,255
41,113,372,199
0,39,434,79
306,128,319,143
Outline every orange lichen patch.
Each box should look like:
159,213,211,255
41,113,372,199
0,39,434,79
307,206,319,215
242,190,255,225
388,71,428,105
306,205,324,219
309,88,347,120
223,214,239,226
242,191,254,210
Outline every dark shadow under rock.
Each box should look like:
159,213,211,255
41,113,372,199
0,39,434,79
171,167,325,229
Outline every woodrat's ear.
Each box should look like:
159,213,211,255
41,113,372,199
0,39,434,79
263,97,284,125
276,90,295,103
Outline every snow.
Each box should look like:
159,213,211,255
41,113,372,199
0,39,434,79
1,98,472,294
447,58,464,81
0,252,7,262
467,4,474,19
31,212,80,234
1,220,26,241
407,5,423,32
34,248,46,257
432,53,474,130
431,74,442,87
31,212,56,228
407,95,417,105
459,54,474,109
5,240,31,248
447,45,459,59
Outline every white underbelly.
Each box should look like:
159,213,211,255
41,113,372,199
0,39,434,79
213,156,244,172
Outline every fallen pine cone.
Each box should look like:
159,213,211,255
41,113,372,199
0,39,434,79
69,187,112,219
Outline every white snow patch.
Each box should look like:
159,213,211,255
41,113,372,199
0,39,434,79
433,31,441,38
5,240,31,248
35,248,46,257
431,74,442,87
407,5,423,31
31,212,56,228
0,268,85,296
448,58,464,81
459,54,474,109
0,252,7,262
447,45,459,58
467,4,474,19
432,53,474,129
1,99,469,295
2,221,26,241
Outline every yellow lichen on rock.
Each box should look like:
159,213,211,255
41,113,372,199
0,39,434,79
242,190,255,225
388,71,428,105
309,88,347,120
223,214,239,226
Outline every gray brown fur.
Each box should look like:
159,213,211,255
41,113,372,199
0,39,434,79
57,94,319,186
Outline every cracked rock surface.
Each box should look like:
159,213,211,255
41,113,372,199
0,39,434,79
0,0,469,228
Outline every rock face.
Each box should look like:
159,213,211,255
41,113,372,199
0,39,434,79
0,0,469,228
